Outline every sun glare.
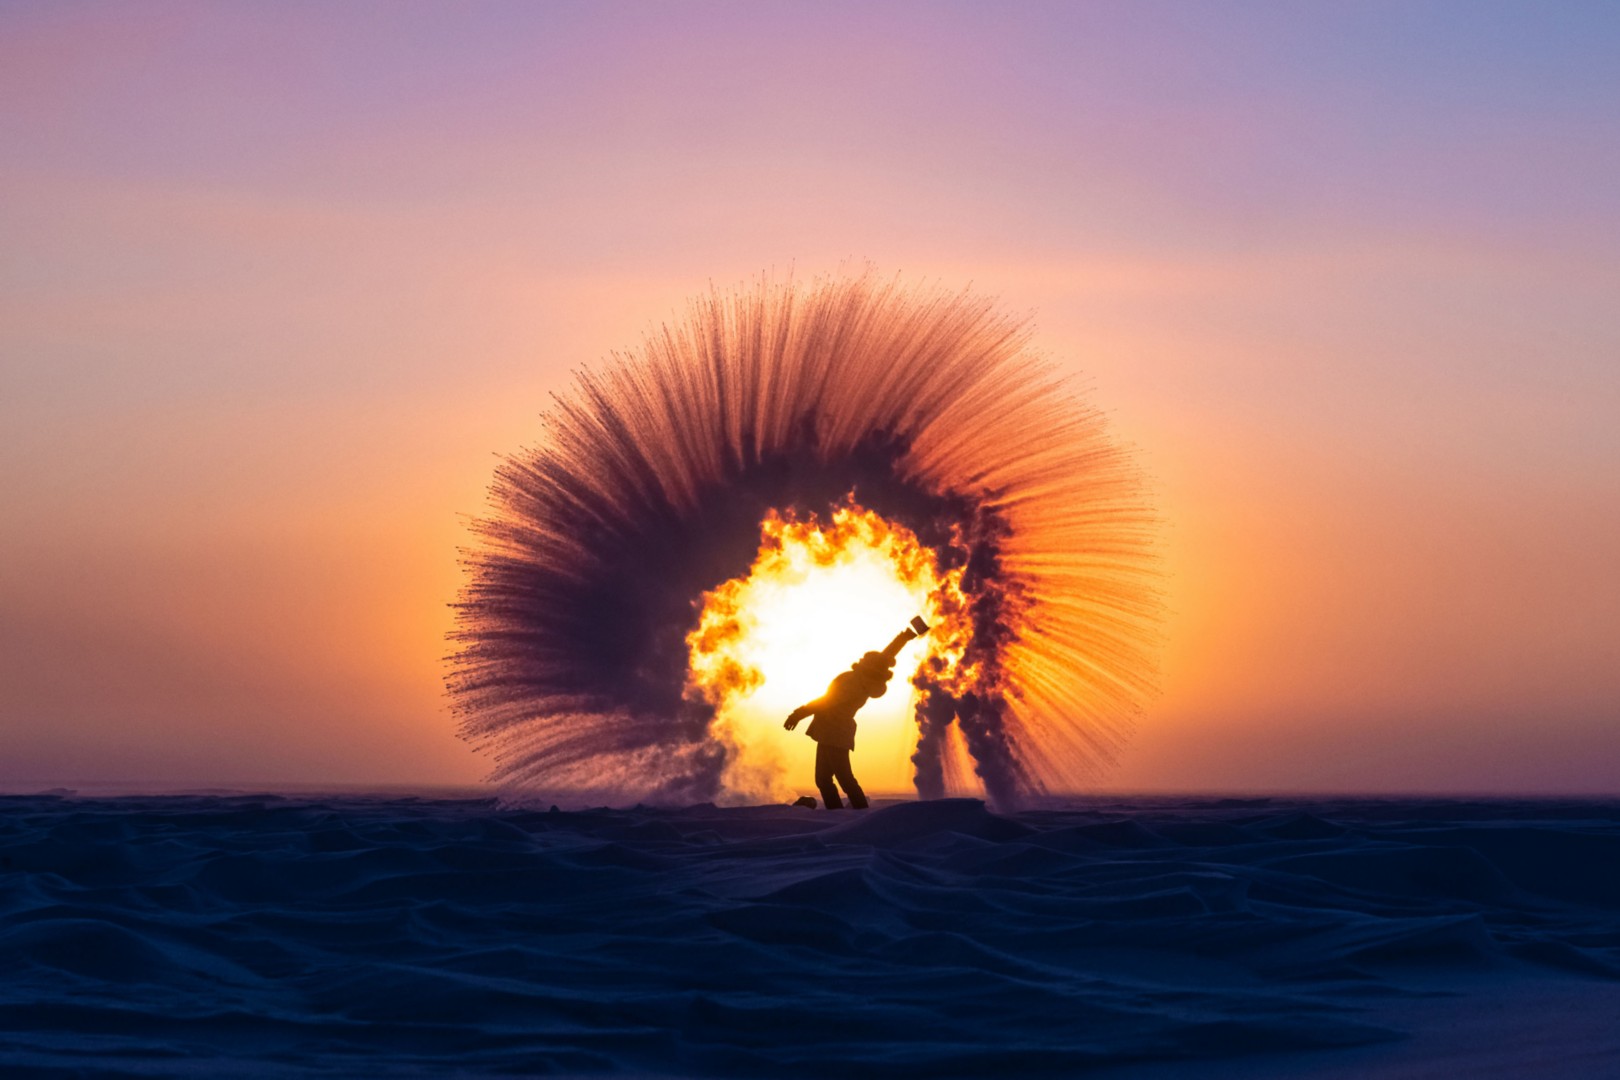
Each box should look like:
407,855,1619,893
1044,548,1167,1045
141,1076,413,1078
686,506,969,802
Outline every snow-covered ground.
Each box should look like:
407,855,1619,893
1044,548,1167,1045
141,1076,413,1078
2,793,1617,1077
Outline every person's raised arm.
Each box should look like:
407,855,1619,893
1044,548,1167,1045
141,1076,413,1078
880,616,930,661
879,628,916,661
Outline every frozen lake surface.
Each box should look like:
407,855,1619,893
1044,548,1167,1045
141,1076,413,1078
3,793,1618,1077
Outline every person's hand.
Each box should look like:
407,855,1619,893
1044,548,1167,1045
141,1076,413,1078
784,715,800,730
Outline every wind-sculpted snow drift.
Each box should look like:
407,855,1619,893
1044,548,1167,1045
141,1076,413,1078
448,272,1161,805
4,794,1619,1077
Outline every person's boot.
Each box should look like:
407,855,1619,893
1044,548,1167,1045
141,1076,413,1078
846,788,869,810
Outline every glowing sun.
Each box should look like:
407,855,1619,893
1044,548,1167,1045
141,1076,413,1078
686,505,972,802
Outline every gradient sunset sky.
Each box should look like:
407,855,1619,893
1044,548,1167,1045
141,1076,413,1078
3,2,1616,794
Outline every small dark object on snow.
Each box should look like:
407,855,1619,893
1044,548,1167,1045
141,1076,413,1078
793,796,818,809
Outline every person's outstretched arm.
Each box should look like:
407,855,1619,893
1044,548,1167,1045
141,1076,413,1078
784,697,824,730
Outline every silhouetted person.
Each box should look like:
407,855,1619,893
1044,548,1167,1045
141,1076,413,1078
784,618,927,809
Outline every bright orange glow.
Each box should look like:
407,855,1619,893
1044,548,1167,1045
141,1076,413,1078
686,505,970,802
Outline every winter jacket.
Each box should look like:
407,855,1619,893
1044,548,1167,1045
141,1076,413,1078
792,670,886,752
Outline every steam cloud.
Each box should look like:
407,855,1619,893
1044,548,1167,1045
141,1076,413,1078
448,272,1161,806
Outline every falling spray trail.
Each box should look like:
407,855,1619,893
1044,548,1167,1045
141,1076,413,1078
448,272,1161,806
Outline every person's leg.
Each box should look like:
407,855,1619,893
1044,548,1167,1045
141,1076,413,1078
814,743,844,809
832,748,868,809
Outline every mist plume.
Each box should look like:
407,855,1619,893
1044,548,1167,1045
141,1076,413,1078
447,271,1161,806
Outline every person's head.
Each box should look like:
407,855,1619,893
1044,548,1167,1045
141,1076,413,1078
850,651,895,697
